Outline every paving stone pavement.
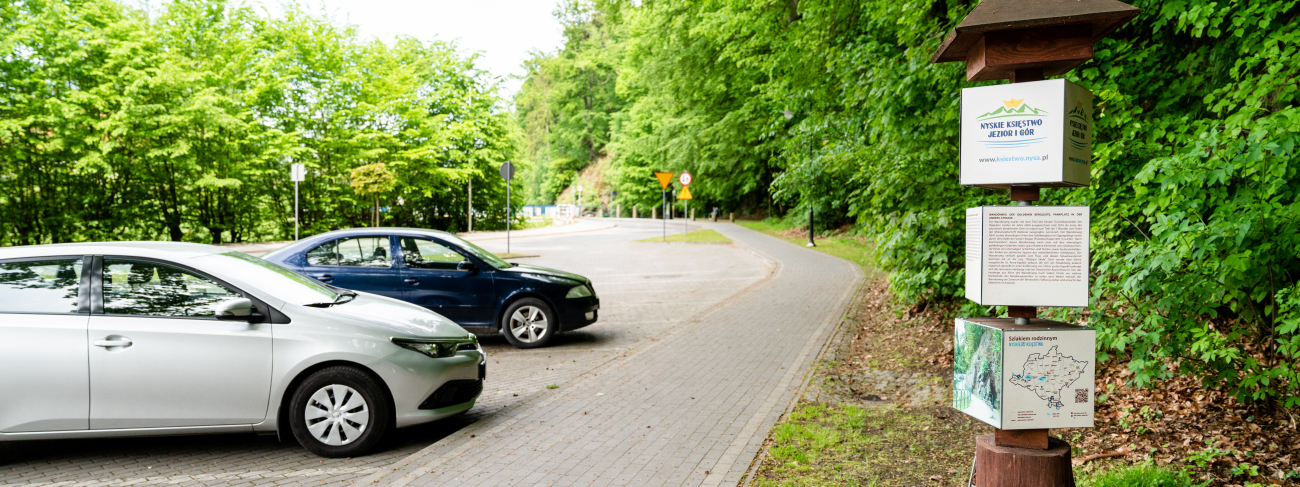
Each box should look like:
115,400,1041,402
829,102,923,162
0,219,787,487
358,222,863,487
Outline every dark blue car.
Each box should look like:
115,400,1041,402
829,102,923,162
262,227,599,348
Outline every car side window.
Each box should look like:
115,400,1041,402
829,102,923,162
102,259,240,318
336,237,392,267
400,237,468,270
305,240,340,266
0,258,83,314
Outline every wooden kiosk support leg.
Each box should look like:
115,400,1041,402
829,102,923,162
1008,305,1037,323
977,434,1075,487
1009,186,1040,203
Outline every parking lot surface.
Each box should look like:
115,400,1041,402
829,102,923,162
1,219,861,487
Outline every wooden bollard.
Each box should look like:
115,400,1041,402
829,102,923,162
652,206,658,220
976,434,1074,487
728,212,734,222
633,206,638,219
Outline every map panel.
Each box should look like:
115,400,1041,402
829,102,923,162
1001,327,1096,429
1008,345,1088,410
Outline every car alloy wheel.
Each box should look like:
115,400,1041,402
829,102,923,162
509,305,549,343
304,384,369,446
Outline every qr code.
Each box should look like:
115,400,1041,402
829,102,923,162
1075,389,1089,403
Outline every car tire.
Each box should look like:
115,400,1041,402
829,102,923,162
501,298,557,349
289,366,391,458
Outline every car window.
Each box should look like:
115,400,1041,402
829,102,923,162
333,237,392,267
103,259,240,318
305,240,340,266
400,237,468,270
0,258,83,314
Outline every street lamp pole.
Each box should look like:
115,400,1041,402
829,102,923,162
807,206,816,247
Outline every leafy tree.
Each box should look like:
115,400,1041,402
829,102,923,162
350,163,396,227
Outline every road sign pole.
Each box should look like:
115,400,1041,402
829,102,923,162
499,161,516,254
684,199,687,237
506,178,511,254
290,163,304,240
661,190,666,242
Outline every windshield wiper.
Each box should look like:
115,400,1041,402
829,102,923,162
305,290,358,308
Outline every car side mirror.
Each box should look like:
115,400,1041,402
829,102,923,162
457,261,479,273
215,298,257,321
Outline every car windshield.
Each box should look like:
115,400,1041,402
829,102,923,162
437,234,511,269
196,252,339,305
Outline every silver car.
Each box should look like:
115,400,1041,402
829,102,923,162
0,242,484,457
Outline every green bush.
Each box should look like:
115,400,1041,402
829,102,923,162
1078,462,1205,487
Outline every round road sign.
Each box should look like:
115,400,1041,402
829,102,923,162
577,185,584,192
499,161,515,181
679,172,692,186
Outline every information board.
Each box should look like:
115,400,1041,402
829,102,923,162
953,318,1095,430
966,206,1089,307
960,79,1093,188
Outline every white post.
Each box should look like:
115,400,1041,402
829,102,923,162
468,178,473,232
294,181,299,240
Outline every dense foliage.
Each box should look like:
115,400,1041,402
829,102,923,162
0,0,518,245
517,0,1300,407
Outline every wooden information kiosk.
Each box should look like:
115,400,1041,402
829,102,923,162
930,1,1139,485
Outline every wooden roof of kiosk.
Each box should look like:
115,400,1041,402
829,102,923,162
930,0,1140,82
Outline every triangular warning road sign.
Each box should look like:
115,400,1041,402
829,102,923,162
654,172,674,189
678,186,693,200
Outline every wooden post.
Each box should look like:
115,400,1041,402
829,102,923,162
652,206,658,220
976,435,1075,486
690,208,695,221
618,204,622,218
728,212,734,222
633,206,638,219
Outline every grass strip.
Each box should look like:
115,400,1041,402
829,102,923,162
635,228,732,243
735,220,874,273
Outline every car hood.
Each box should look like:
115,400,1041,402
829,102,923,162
500,263,589,284
322,293,470,340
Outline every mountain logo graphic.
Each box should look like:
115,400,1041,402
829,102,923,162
977,99,1049,120
1068,101,1088,122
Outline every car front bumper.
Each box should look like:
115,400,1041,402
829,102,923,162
369,348,485,428
560,297,600,332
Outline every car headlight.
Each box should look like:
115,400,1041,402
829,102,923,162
566,284,593,298
392,337,477,358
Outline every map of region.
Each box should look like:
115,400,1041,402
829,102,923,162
1008,345,1088,409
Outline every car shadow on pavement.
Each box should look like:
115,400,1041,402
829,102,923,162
476,329,612,350
0,414,476,473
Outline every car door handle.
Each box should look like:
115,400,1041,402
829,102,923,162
93,338,132,348
404,277,419,285
316,274,334,283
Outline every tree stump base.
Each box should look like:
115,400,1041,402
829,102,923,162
975,434,1074,487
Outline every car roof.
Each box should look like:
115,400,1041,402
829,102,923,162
0,241,233,261
294,227,462,243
